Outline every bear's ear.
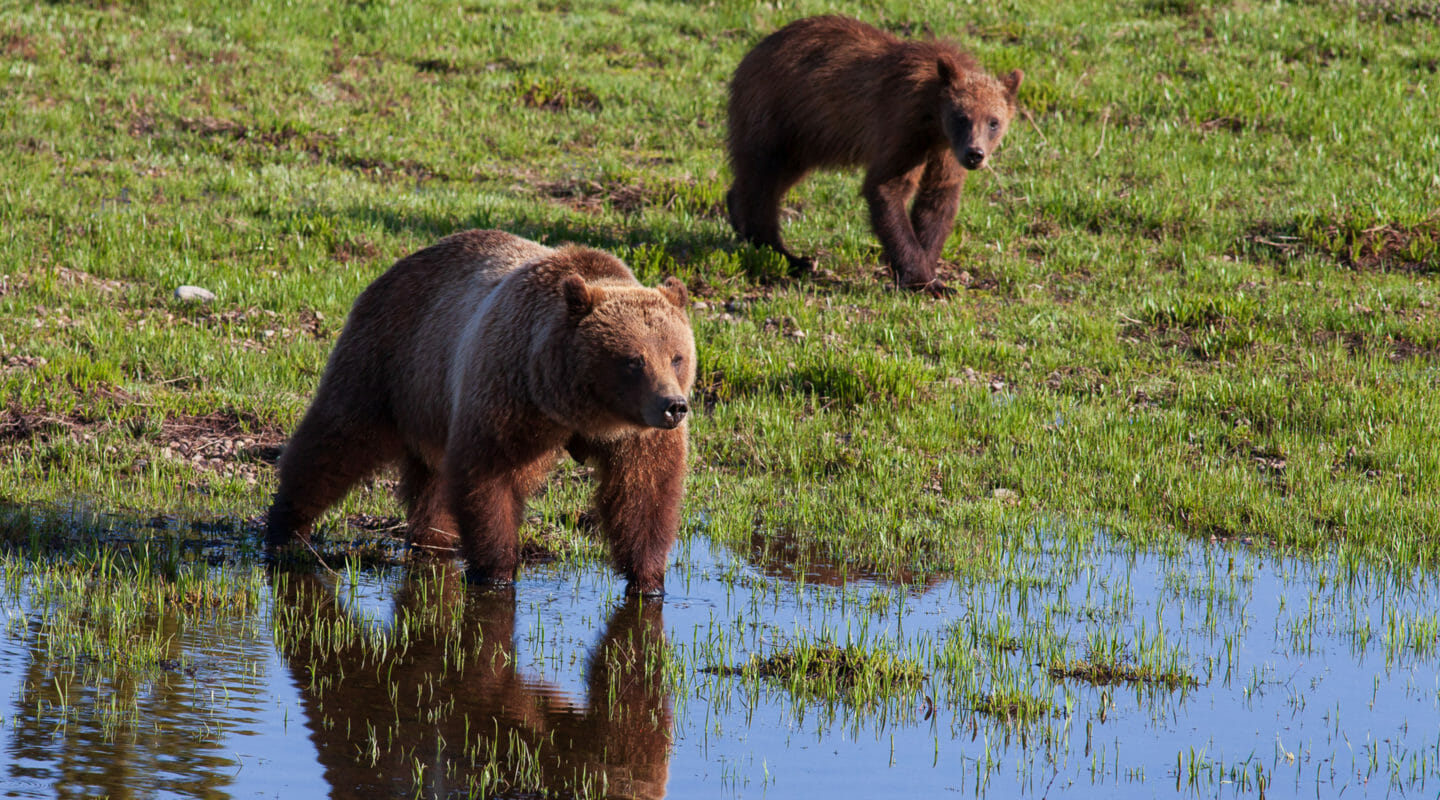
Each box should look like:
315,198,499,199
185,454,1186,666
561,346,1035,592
936,57,956,86
1002,69,1024,97
562,274,603,318
658,276,688,310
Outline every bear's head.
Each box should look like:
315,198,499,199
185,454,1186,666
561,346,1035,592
563,274,696,431
937,60,1022,171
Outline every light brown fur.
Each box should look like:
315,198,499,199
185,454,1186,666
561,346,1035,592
267,230,695,596
726,15,1022,295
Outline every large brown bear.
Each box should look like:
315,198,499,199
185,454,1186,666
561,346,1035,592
726,15,1023,296
266,230,695,596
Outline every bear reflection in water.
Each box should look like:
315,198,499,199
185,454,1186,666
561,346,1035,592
272,565,671,799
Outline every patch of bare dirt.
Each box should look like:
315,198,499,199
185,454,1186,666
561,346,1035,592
930,262,998,292
158,410,285,485
337,154,447,182
51,265,131,294
521,82,602,112
2,28,38,60
177,114,248,138
540,178,648,215
1,355,47,374
1313,329,1440,361
154,306,331,346
130,109,447,181
883,20,937,37
0,406,89,446
176,114,338,150
1247,214,1440,273
0,272,27,297
412,57,465,74
1357,0,1440,23
330,235,381,264
126,111,158,137
2,403,285,486
1027,216,1063,239
948,366,1011,395
1198,115,1247,133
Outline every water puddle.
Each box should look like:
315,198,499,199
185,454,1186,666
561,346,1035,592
1,516,1438,798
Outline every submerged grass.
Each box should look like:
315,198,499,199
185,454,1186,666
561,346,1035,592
970,687,1053,724
1047,658,1196,689
705,637,926,709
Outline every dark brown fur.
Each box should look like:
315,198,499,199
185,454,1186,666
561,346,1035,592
267,230,695,596
726,15,1022,295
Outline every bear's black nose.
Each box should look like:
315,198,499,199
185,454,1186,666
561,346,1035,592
962,147,985,169
663,397,689,427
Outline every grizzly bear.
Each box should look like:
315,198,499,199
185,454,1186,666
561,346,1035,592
266,230,695,596
726,15,1023,295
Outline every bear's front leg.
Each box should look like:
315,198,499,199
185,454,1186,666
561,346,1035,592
590,428,687,596
450,471,525,582
447,439,560,585
910,151,965,272
863,165,938,292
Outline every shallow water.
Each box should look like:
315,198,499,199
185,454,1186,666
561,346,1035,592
1,523,1438,798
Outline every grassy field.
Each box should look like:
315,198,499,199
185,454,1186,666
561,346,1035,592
3,0,1436,577
2,0,1438,796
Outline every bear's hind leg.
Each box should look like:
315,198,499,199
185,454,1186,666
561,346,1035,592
589,429,687,596
401,453,460,553
728,153,812,274
267,406,400,548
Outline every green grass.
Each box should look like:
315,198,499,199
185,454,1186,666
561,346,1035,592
705,635,926,710
2,0,1438,585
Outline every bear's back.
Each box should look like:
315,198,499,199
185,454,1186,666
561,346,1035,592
330,230,553,454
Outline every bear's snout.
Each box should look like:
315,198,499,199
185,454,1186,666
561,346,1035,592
961,147,986,170
650,395,689,429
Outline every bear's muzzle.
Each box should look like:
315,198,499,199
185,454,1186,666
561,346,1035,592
650,395,689,429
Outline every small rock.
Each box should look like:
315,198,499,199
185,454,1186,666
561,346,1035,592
992,488,1019,503
174,285,216,302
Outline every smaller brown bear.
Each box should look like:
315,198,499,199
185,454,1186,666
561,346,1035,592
726,15,1022,295
266,230,695,596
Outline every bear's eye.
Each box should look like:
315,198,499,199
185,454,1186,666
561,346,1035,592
988,118,1000,132
671,354,684,368
623,356,646,374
